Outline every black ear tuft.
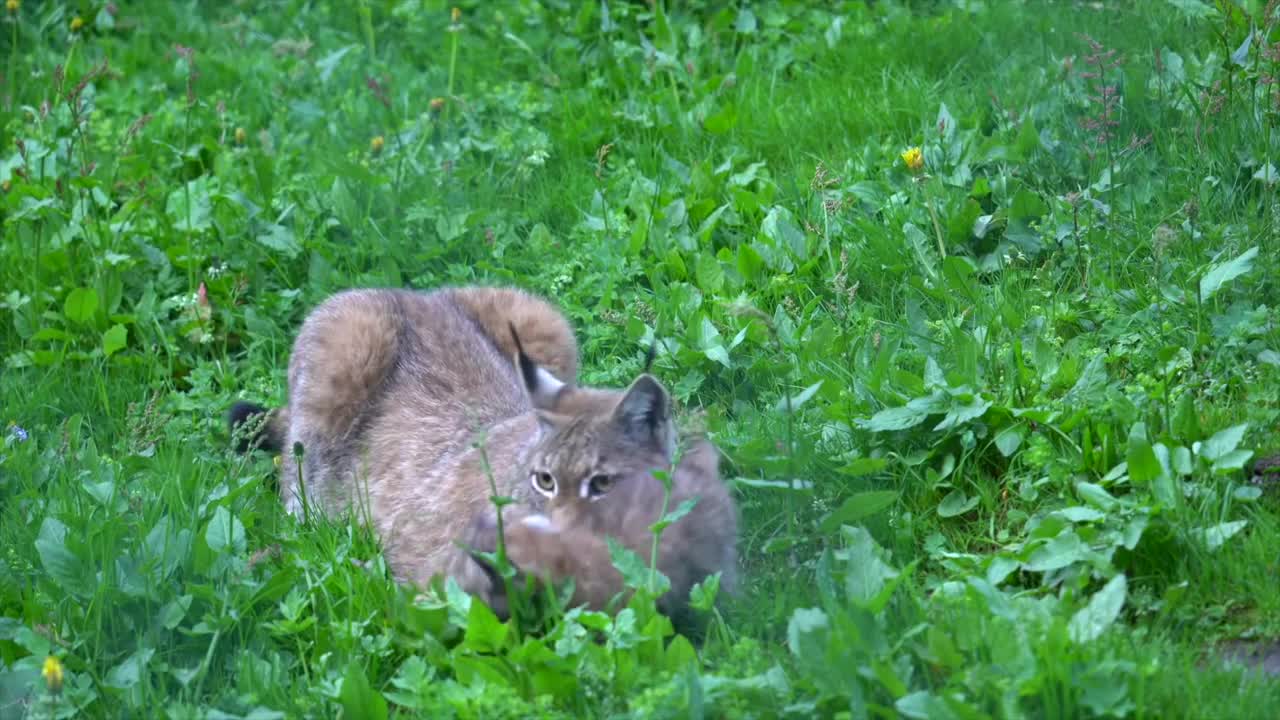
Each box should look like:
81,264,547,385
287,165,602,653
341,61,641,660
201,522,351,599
612,374,673,453
508,322,540,393
642,341,657,374
510,322,566,409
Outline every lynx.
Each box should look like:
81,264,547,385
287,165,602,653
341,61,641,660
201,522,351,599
229,286,737,626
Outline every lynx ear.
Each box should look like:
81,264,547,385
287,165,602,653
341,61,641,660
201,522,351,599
510,322,565,409
612,374,675,457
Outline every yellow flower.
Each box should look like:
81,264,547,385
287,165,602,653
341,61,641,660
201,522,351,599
428,97,446,114
42,656,63,694
234,127,247,146
370,135,385,154
901,146,924,173
69,15,84,32
6,0,19,14
451,7,460,23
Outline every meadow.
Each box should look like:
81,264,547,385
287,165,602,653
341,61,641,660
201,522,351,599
3,0,1280,717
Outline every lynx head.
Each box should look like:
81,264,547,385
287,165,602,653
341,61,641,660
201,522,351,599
520,374,676,529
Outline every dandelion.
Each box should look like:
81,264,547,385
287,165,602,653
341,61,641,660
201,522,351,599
451,6,460,23
42,656,63,694
69,15,84,32
901,145,944,258
428,97,445,114
370,135,385,154
6,0,18,13
900,146,924,173
234,127,247,145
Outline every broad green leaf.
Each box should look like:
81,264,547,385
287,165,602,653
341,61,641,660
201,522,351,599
698,316,731,368
1199,246,1257,302
167,177,213,232
1068,574,1127,643
841,526,901,609
462,596,507,653
936,489,978,518
688,572,721,612
775,381,822,413
1057,506,1105,523
316,45,357,83
105,647,155,689
818,491,899,534
1231,31,1254,67
608,537,669,595
903,222,938,279
986,556,1020,585
1234,486,1263,502
1122,514,1149,550
1212,449,1253,473
736,243,764,281
1150,443,1178,507
102,324,128,357
837,457,888,477
206,506,246,555
159,595,193,630
257,223,302,258
1198,423,1247,462
1192,521,1247,551
35,517,86,596
64,287,99,325
760,206,806,259
896,691,949,720
1065,354,1108,402
664,634,698,672
340,660,389,720
1165,0,1217,18
650,497,698,535
858,394,946,432
1126,422,1161,484
1170,446,1192,475
694,252,724,293
860,405,929,432
1024,530,1089,572
786,607,829,660
934,394,991,431
994,425,1025,457
936,102,956,140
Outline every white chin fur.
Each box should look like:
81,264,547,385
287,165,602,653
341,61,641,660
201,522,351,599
520,514,555,532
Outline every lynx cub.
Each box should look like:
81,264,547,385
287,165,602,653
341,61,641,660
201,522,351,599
229,286,738,624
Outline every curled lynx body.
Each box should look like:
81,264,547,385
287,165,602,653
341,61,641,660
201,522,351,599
231,284,738,629
271,286,573,589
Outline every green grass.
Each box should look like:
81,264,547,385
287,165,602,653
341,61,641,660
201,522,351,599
4,0,1280,717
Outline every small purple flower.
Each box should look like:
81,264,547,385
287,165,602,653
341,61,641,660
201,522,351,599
7,422,28,443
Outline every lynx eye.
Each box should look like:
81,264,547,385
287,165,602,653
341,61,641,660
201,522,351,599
530,470,557,497
584,473,615,500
